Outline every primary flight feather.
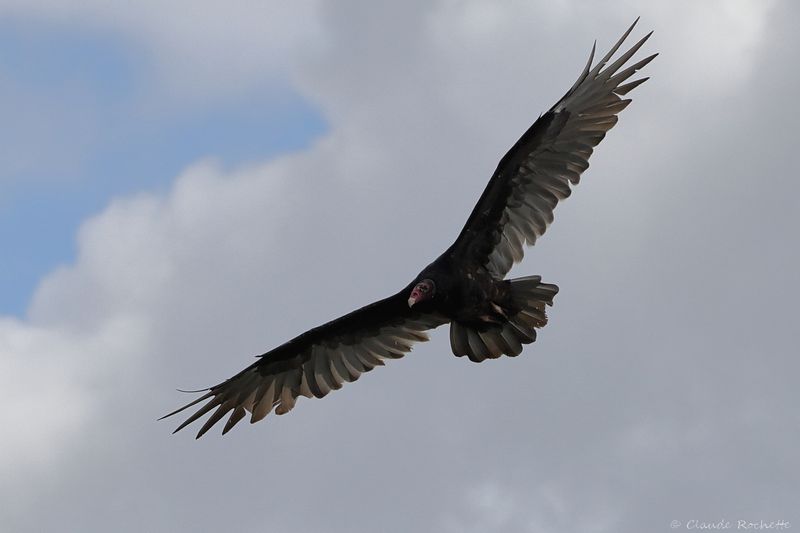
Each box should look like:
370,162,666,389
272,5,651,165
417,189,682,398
162,19,656,438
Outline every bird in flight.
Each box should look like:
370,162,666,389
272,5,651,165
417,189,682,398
162,19,656,438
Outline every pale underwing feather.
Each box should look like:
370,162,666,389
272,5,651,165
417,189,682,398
451,20,654,278
162,303,447,437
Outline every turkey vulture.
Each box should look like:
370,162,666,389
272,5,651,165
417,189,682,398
162,19,656,438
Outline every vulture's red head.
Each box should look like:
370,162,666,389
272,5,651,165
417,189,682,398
408,279,435,308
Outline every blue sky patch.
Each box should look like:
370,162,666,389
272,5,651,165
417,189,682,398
0,20,327,317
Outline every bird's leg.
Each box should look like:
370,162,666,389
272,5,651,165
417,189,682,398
491,302,508,319
478,302,509,325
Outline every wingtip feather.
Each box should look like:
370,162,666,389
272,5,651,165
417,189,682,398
158,391,214,421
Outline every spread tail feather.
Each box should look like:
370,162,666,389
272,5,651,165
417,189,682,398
449,276,558,362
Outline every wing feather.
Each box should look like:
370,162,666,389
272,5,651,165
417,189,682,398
249,379,276,423
448,19,656,277
161,290,447,437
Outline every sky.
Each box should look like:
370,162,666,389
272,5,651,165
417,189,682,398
1,1,798,532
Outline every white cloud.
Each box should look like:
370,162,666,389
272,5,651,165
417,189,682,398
640,0,778,94
0,313,148,493
0,319,88,479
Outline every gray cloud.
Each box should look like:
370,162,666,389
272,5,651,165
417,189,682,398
1,1,797,532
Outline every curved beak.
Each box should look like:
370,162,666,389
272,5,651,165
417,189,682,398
407,296,417,308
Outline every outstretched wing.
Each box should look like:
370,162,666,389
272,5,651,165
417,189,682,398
161,291,447,438
449,19,656,278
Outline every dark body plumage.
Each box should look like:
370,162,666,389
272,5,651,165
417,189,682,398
162,20,656,438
